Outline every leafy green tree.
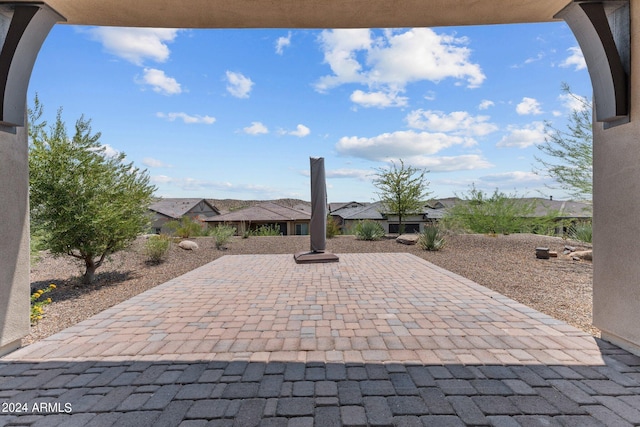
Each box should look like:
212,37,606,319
28,97,156,284
445,185,556,235
534,84,592,201
372,159,431,234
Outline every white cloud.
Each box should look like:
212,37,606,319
86,27,179,66
350,90,408,108
101,144,120,158
516,97,543,115
524,52,545,65
243,121,269,135
478,99,495,110
403,154,493,172
156,112,216,124
424,91,437,101
315,28,485,97
275,32,292,55
336,130,474,161
405,110,498,137
479,170,545,185
139,68,182,95
496,122,546,148
560,46,587,71
151,175,173,184
301,168,371,180
90,144,121,159
142,157,172,168
226,71,254,98
288,124,311,137
150,175,281,196
558,92,590,113
315,29,371,91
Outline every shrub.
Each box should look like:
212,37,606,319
144,234,171,263
30,230,46,264
253,224,281,236
354,220,385,241
445,185,557,235
31,283,56,324
569,222,592,243
326,215,341,238
211,225,236,249
418,224,445,251
165,216,204,238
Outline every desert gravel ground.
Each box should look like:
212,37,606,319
27,233,594,346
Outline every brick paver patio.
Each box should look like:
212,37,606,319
1,253,640,426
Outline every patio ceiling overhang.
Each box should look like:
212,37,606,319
6,0,569,28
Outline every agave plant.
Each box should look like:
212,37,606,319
354,220,385,241
418,224,445,251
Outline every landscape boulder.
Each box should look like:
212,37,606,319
396,234,419,245
570,250,592,261
178,240,199,251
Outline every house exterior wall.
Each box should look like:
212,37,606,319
592,1,640,355
186,201,218,218
385,214,426,234
208,220,310,236
150,201,218,234
0,124,30,356
150,213,175,234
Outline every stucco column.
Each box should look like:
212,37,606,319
0,123,29,356
592,2,640,355
0,3,63,356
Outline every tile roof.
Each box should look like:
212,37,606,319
149,198,219,219
331,201,385,220
205,201,310,222
328,201,367,213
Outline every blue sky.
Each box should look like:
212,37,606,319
28,22,591,202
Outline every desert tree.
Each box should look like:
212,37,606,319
444,185,557,235
28,96,156,284
372,159,431,234
534,84,592,201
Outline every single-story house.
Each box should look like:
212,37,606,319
149,198,220,234
330,202,386,233
330,200,448,234
330,197,592,235
205,201,311,236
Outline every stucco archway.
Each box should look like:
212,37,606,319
1,0,637,356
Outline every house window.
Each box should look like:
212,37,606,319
389,223,420,234
295,223,309,235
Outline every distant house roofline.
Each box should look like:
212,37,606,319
205,201,310,222
149,198,220,219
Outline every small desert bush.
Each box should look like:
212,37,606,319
354,220,385,241
165,216,204,238
326,215,341,238
418,224,445,251
569,222,592,243
31,283,56,324
253,224,281,236
211,224,236,249
144,234,172,263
